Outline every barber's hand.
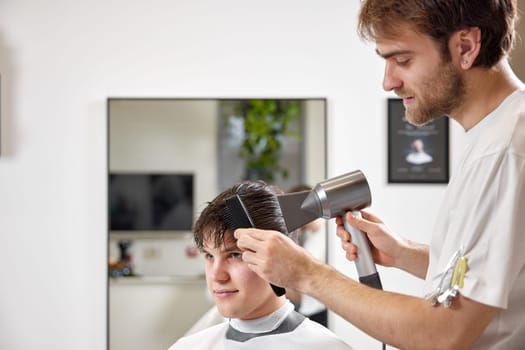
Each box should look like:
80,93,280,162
335,210,403,268
234,228,316,292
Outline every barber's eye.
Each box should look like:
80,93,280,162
396,58,410,66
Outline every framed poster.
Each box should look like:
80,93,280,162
387,98,449,183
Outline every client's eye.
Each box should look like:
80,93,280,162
231,252,242,259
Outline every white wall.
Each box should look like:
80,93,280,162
0,1,470,349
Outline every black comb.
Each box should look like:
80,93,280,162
224,194,286,297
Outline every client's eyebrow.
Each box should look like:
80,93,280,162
222,244,240,253
202,243,240,254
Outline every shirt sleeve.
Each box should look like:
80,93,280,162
450,151,525,308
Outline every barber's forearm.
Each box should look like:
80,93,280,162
395,240,429,279
298,262,422,347
298,262,488,349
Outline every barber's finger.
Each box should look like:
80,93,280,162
342,231,351,243
241,249,264,266
345,248,358,261
234,227,254,240
340,239,357,261
343,240,357,252
345,211,375,233
234,227,277,241
360,210,383,223
234,229,264,252
240,251,267,278
336,225,351,242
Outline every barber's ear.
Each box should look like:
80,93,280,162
449,27,481,70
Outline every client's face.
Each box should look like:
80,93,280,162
203,235,282,320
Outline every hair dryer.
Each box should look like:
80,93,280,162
278,170,383,290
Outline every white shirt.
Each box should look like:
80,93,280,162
168,301,353,350
424,88,525,349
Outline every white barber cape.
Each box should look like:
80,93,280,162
168,301,353,350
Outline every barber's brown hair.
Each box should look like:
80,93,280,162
358,0,518,67
193,181,295,250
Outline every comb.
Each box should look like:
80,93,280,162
224,194,286,297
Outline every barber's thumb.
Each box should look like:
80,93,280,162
346,211,358,223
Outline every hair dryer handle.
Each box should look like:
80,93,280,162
343,211,383,290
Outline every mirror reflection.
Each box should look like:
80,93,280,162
108,98,327,350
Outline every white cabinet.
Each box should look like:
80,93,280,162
109,276,214,350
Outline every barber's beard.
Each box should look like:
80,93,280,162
400,61,466,126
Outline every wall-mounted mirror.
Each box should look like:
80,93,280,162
107,98,327,350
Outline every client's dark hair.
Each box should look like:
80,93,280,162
194,181,295,250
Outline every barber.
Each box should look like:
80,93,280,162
235,1,525,348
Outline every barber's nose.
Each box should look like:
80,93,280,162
382,62,402,91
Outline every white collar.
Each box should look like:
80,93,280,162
466,88,524,139
229,300,293,334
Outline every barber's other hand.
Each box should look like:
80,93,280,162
234,228,316,292
335,210,403,268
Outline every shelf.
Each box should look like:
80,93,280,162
109,274,206,285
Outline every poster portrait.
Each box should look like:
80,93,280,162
387,98,449,183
